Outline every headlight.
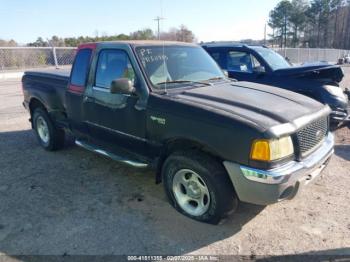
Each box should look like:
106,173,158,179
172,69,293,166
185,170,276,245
324,85,346,99
250,136,294,162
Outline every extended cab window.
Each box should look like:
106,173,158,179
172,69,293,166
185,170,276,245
70,49,92,86
95,49,135,89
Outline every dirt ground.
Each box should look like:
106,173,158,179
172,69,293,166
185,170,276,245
0,68,349,259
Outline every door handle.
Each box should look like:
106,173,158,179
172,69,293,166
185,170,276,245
83,96,94,103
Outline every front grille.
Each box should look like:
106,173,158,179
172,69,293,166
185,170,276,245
295,117,328,158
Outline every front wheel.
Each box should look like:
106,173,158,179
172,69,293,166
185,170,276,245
33,108,65,151
162,151,238,224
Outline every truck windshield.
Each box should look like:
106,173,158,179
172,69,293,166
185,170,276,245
135,45,225,89
253,47,291,71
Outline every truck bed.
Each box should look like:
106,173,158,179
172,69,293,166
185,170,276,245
22,68,70,114
25,68,70,81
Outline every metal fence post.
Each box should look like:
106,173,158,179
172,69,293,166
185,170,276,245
52,47,58,68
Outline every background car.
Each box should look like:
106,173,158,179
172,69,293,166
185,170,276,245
202,43,349,126
344,54,350,64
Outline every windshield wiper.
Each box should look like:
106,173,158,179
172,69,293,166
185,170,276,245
207,77,225,81
207,76,237,83
156,80,212,86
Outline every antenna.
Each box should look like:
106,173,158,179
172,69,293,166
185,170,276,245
153,16,165,40
156,0,167,93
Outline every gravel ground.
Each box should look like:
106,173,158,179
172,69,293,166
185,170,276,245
0,69,349,259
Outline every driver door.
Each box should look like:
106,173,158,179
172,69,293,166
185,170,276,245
83,49,147,154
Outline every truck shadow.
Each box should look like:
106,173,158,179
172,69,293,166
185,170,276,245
334,145,350,161
0,129,264,257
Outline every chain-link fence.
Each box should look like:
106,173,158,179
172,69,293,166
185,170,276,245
274,48,350,64
0,47,76,71
1,46,350,71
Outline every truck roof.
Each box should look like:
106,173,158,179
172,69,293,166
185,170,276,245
201,42,267,49
78,40,197,49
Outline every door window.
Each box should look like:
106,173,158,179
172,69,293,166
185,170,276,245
210,52,221,62
95,49,135,89
227,51,254,73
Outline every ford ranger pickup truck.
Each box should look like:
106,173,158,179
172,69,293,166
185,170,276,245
202,43,350,126
22,41,334,224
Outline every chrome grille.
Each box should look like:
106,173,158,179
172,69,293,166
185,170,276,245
295,117,328,157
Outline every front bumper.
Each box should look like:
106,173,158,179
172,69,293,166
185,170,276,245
223,132,334,205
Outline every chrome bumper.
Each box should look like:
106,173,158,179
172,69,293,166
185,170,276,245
223,132,334,205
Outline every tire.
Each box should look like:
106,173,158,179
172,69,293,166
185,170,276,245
32,107,65,151
162,150,238,224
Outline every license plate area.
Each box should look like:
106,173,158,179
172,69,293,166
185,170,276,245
303,163,326,185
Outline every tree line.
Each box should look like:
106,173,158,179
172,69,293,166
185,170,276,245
0,25,195,47
269,0,350,49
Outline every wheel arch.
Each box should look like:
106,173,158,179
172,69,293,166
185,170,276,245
29,96,67,128
29,97,47,115
155,137,225,184
29,97,48,128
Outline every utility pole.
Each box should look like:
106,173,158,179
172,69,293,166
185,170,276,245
264,23,267,46
154,16,164,40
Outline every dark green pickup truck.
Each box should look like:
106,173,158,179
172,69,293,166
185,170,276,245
22,41,334,224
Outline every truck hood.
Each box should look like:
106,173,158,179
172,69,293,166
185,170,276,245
273,63,344,83
176,81,329,136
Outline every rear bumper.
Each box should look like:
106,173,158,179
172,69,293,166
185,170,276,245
329,91,349,123
223,132,334,205
330,108,349,122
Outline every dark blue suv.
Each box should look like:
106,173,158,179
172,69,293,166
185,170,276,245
202,43,349,126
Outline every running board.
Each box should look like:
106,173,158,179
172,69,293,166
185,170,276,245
75,140,149,168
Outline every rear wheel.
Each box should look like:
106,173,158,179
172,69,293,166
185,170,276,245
33,108,65,151
162,150,238,224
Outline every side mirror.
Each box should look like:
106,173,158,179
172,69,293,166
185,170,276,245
253,66,266,74
110,78,134,94
222,70,228,77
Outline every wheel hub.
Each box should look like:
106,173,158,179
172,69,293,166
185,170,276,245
187,182,201,199
172,169,210,217
36,116,50,144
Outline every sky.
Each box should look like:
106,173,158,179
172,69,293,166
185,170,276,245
0,0,281,44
